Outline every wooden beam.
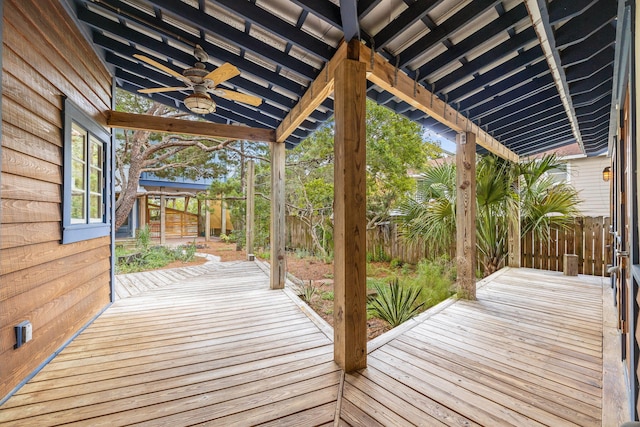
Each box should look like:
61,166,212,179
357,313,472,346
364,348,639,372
333,41,368,372
456,132,476,300
107,110,275,142
359,44,519,163
270,141,286,289
246,160,255,259
275,42,348,143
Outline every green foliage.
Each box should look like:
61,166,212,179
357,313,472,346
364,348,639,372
405,257,456,309
390,258,403,269
299,281,318,303
115,239,198,274
367,246,391,262
285,101,442,257
396,154,581,276
367,279,425,327
321,291,334,301
136,225,151,252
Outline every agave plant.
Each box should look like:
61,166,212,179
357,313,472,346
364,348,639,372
367,279,425,327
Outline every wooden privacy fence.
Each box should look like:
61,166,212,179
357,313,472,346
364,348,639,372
287,216,611,277
522,216,611,277
148,203,199,238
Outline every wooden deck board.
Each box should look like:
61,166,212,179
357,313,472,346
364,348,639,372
0,266,620,426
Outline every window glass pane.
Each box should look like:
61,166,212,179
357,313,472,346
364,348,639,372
72,125,86,160
72,159,85,190
71,193,85,222
71,124,88,222
90,138,103,167
90,194,102,220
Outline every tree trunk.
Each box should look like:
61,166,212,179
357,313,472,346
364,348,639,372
115,155,144,230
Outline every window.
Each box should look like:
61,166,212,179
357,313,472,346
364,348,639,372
63,99,110,244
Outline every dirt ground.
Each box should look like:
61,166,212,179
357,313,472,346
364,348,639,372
160,238,391,340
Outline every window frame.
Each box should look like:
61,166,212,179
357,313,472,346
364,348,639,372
62,98,111,244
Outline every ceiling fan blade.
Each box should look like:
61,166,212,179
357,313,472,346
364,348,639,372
138,86,189,94
133,54,189,84
217,89,262,106
204,63,240,85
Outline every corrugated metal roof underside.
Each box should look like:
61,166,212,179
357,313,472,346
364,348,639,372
72,0,617,156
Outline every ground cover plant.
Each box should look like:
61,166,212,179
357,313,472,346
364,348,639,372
115,227,199,274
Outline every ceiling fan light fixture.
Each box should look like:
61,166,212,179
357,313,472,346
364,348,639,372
184,92,216,114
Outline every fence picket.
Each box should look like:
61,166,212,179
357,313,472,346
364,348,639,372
286,216,610,276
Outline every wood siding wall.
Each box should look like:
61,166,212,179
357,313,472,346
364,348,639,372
567,156,610,217
0,0,112,399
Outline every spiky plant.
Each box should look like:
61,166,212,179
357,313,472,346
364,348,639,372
367,279,425,327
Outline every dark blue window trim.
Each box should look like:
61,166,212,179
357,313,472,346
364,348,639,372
62,98,111,244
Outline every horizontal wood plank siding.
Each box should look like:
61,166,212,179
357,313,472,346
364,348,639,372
567,156,610,217
0,0,112,399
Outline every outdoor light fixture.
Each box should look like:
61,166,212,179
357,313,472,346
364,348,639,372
602,166,611,182
184,90,216,114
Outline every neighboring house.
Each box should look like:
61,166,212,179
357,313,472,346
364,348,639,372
537,143,610,217
559,155,610,217
116,172,233,239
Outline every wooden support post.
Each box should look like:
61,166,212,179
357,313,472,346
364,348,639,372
205,200,211,242
139,195,147,232
508,180,522,267
333,40,367,372
221,195,227,236
456,132,476,300
270,141,286,289
246,160,255,260
160,194,166,245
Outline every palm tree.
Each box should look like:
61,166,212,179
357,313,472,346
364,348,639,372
395,154,581,276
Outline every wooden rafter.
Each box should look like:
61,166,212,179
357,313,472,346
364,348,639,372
107,111,276,142
275,42,347,143
274,41,518,162
359,44,519,162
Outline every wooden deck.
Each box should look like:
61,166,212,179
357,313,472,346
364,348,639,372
0,264,621,425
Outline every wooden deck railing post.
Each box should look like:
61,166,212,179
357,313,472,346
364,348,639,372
270,141,286,289
333,39,367,372
456,131,476,300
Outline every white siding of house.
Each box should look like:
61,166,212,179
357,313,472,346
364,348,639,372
566,156,610,217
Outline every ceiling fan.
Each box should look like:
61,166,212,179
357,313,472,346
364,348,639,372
134,45,262,114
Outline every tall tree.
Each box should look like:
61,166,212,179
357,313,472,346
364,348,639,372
114,90,237,229
285,100,442,256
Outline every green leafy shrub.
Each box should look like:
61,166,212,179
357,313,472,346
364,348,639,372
390,258,403,269
136,225,151,251
321,291,334,301
367,279,424,327
406,257,455,309
299,281,317,303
